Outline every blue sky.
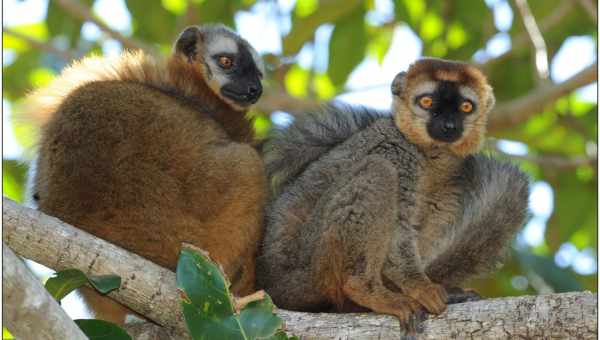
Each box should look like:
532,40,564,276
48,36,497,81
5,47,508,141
2,0,597,303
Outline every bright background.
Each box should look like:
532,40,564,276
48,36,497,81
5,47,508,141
3,0,597,318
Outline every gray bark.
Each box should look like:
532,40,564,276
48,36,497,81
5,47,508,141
2,242,87,340
3,197,598,339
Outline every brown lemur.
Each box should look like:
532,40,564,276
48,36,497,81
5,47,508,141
26,24,266,297
257,58,530,325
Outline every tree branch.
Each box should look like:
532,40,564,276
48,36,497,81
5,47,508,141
480,0,574,68
3,242,88,340
488,141,597,169
514,0,550,81
577,0,598,23
3,28,78,62
489,62,597,131
54,0,155,52
3,197,598,339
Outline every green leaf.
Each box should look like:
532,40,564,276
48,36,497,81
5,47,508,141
88,275,122,294
239,296,283,339
283,0,362,55
3,327,14,339
176,247,289,340
74,319,132,340
327,7,367,86
45,269,121,301
2,159,28,203
45,269,89,301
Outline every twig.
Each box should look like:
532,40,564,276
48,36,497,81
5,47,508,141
54,0,155,52
481,0,574,68
489,62,597,130
234,290,266,311
514,0,550,81
3,242,88,340
3,28,78,62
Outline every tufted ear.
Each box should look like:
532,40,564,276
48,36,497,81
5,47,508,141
175,26,202,61
391,71,407,96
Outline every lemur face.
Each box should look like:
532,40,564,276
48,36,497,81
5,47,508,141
175,25,265,110
392,58,495,156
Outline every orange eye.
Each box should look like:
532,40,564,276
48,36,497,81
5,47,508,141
460,101,473,113
218,56,233,69
418,96,433,109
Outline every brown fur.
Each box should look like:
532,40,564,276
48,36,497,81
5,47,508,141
258,59,529,331
28,27,266,320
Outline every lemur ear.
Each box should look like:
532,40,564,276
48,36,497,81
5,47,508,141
391,71,407,96
175,26,202,61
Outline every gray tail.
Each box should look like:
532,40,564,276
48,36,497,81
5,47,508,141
427,154,531,286
263,104,388,196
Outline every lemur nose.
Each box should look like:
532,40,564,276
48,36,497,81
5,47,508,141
443,121,456,132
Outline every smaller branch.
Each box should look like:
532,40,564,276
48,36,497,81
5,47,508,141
2,243,88,340
514,0,550,81
489,62,597,130
3,28,78,62
577,0,598,23
235,290,266,312
481,0,573,68
54,0,155,52
488,141,597,170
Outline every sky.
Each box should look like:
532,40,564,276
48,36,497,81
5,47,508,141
2,0,598,311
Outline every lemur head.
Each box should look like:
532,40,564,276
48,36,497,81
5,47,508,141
174,24,264,110
391,58,495,157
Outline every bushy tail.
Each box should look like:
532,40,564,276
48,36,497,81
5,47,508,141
426,154,531,286
263,104,388,196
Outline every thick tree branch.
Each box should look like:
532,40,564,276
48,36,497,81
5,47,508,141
2,197,189,338
54,0,155,52
3,242,88,340
489,62,597,131
3,28,78,62
3,197,598,339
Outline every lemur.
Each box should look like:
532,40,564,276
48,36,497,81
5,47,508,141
27,24,266,298
257,58,530,327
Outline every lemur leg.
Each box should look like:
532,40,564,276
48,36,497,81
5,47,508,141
314,156,434,325
425,156,530,287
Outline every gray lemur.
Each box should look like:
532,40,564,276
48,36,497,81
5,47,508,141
257,58,530,325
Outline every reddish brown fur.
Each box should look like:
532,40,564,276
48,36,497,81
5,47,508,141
29,48,266,303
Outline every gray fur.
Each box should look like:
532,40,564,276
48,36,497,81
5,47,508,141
264,105,387,196
257,108,530,316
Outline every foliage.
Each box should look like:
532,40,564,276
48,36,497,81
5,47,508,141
43,269,129,339
2,0,596,302
45,269,121,301
176,247,297,339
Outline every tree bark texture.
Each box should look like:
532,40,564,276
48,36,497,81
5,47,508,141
2,242,88,340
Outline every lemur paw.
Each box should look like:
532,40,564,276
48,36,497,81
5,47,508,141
405,282,447,315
